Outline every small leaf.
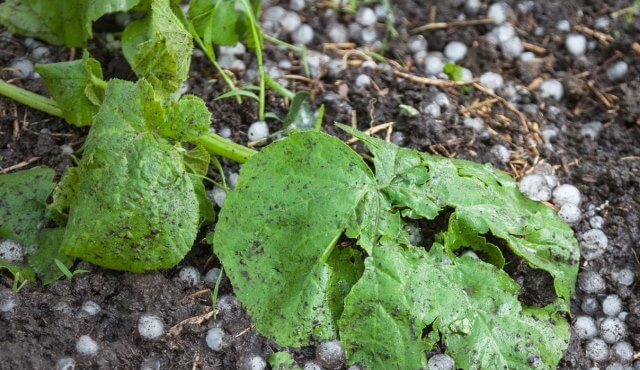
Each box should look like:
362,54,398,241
268,352,301,370
188,0,240,46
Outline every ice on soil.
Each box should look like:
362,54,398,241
138,314,165,340
76,335,98,356
316,340,345,369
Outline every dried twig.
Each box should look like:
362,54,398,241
166,310,215,337
521,41,547,54
346,122,394,144
412,18,494,33
573,25,614,46
0,157,41,173
471,82,530,133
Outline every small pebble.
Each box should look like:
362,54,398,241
444,41,467,62
239,355,267,370
579,270,606,294
409,35,427,53
558,203,581,224
540,79,564,100
327,24,348,43
552,184,581,207
76,335,98,356
600,318,627,344
574,316,598,339
603,295,623,317
566,33,587,57
205,327,226,351
607,61,629,81
612,269,635,287
56,357,76,370
292,24,314,45
479,72,504,91
487,2,509,24
580,121,603,139
580,229,608,261
316,340,345,369
428,354,455,370
518,174,551,201
10,58,34,78
585,338,609,361
355,74,371,88
612,341,634,362
589,216,605,229
356,8,377,26
425,55,444,75
138,314,165,340
556,20,571,32
463,117,485,132
248,121,269,142
178,266,201,286
0,239,26,262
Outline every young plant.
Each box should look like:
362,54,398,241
53,258,89,280
211,125,579,369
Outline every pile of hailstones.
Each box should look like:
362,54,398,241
519,168,638,370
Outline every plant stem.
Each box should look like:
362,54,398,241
0,80,63,118
264,75,294,99
262,33,304,53
240,0,265,121
196,133,256,164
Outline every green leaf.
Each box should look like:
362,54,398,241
29,228,73,284
282,91,316,132
35,51,105,126
0,0,140,47
183,145,211,176
340,243,570,369
211,131,383,345
162,95,211,142
268,352,301,370
122,0,193,96
443,62,463,82
53,79,200,272
188,0,240,46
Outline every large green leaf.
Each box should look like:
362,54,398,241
122,0,193,96
35,51,105,126
339,243,570,369
188,0,239,46
52,79,200,272
212,131,380,345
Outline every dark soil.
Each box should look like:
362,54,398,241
1,0,639,369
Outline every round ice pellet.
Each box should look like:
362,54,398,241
428,354,454,370
248,121,269,142
552,184,581,207
518,174,552,201
573,316,598,339
316,340,345,369
76,335,98,356
579,271,606,294
138,314,165,339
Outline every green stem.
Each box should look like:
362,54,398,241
0,80,63,118
196,133,256,164
240,0,265,121
264,75,294,99
263,33,304,53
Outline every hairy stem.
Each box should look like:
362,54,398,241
195,133,256,164
0,80,63,118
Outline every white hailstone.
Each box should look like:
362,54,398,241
520,51,536,62
230,60,246,73
207,186,227,208
61,144,74,155
487,2,509,24
248,121,269,142
558,204,581,224
348,22,363,40
588,40,598,51
460,68,473,81
326,59,344,78
589,216,604,229
594,16,611,30
607,61,629,81
556,20,571,32
374,4,388,18
409,35,427,53
31,46,50,61
217,54,236,69
566,33,587,57
216,294,239,316
428,354,455,370
518,174,552,201
56,357,76,370
444,41,467,62
618,312,628,321
355,74,371,88
606,362,627,370
292,24,314,45
580,121,603,139
219,127,232,139
612,269,635,286
327,24,348,43
362,60,377,69
81,301,101,316
219,43,246,56
421,102,441,118
306,51,330,77
0,239,26,262
316,340,345,369
494,23,516,43
204,267,222,287
603,295,623,317
553,184,581,207
303,361,323,370
391,131,406,146
140,358,160,370
479,72,504,91
600,318,627,344
586,338,609,361
425,55,444,75
612,341,634,362
361,27,378,44
541,128,558,143
178,266,201,286
263,6,286,23
491,144,511,164
580,229,609,260
0,289,17,314
76,335,98,356
239,355,267,370
356,8,377,26
138,314,165,340
634,361,640,370
280,12,301,33
517,1,535,13
228,171,240,189
574,316,598,339
10,58,34,78
462,250,479,259
544,174,559,189
465,0,481,14
500,36,523,59
434,93,450,108
539,79,564,100
205,327,226,351
463,117,485,132
290,0,306,11
579,271,606,294
178,81,189,95
278,59,292,70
